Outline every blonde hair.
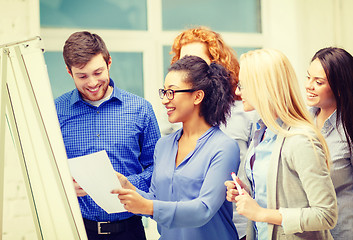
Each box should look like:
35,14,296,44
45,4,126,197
239,49,330,167
171,27,240,100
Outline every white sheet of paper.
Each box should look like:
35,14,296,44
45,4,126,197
68,150,126,213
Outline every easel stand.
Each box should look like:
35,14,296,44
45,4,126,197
0,37,87,239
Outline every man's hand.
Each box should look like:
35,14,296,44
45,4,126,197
73,178,87,197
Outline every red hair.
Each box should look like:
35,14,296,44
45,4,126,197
171,27,240,100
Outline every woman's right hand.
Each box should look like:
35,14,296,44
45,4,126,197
224,176,247,202
111,188,153,215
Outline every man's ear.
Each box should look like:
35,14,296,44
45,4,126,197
194,90,205,105
66,66,73,77
107,56,112,70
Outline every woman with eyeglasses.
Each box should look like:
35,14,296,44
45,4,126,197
171,27,255,162
225,49,337,240
171,28,255,239
306,47,353,239
112,55,240,240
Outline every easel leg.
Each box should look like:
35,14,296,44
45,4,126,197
0,47,8,239
5,46,44,239
1,47,43,240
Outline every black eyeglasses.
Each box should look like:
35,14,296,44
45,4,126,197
158,88,196,100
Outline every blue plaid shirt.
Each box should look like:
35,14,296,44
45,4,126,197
55,79,160,222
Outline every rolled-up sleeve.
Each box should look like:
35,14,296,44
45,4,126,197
280,135,337,234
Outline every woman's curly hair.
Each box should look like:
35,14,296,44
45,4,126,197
171,27,240,100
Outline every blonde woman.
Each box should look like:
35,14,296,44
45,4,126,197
225,49,337,240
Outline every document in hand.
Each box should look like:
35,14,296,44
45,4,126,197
68,150,126,213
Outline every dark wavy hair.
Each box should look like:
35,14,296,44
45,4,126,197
168,55,234,126
312,47,353,152
63,31,110,72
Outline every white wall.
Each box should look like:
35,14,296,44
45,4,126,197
0,0,39,44
1,0,353,239
261,0,353,97
337,0,353,53
262,0,339,83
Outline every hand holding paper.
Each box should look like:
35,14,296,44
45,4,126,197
111,188,153,215
116,172,136,191
72,178,88,197
68,150,126,213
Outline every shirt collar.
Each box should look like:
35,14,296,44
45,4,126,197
254,119,267,147
254,118,283,143
176,126,218,142
256,119,266,131
309,106,320,116
255,118,283,130
310,107,337,130
322,110,337,134
69,78,122,106
326,110,337,127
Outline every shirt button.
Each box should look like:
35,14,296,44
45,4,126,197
97,134,100,137
97,111,99,114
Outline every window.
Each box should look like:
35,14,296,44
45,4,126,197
162,0,261,33
40,0,147,30
40,0,263,126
